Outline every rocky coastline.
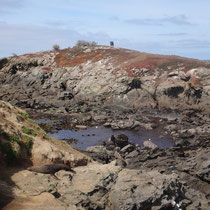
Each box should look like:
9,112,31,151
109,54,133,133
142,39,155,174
0,46,209,209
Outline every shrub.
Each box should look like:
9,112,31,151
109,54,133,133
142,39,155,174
75,40,97,48
12,53,17,57
53,44,60,50
130,78,141,89
123,78,141,94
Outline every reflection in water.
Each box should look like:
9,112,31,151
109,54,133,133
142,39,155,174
48,126,174,150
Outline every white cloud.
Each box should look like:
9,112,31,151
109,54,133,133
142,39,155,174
0,1,210,59
126,15,193,26
0,22,111,57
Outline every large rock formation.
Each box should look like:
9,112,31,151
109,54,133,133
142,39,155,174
0,100,89,167
0,46,209,116
0,101,209,209
0,46,210,209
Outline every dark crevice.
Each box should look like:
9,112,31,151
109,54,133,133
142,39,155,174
185,85,203,104
179,169,210,185
195,174,210,185
52,191,61,198
164,86,184,98
0,58,8,70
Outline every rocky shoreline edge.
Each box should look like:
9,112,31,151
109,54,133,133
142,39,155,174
0,100,209,210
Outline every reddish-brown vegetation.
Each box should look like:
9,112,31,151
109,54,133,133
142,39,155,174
54,46,210,77
42,67,51,72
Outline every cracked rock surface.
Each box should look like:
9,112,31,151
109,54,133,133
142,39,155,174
0,46,210,209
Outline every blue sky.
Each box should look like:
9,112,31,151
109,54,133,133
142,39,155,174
0,0,210,59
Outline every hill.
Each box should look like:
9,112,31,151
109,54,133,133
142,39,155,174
0,46,210,210
0,45,209,117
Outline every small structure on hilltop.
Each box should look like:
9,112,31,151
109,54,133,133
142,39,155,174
110,41,114,47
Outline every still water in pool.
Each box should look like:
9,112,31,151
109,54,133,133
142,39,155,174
48,125,174,150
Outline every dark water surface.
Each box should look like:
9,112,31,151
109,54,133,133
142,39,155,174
46,125,174,150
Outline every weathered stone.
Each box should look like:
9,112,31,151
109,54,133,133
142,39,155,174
108,170,187,210
1,46,210,210
114,134,129,148
115,159,127,167
75,125,87,129
120,144,136,153
143,140,158,150
86,146,106,153
58,91,74,100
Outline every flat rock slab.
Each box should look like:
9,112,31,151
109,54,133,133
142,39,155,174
11,170,58,196
3,192,72,210
67,162,121,194
109,170,180,210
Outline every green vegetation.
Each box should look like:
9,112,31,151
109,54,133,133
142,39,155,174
18,111,30,120
201,74,207,79
10,60,38,70
26,138,33,155
159,61,180,71
122,81,129,87
31,60,38,66
123,78,141,94
92,106,101,111
22,126,37,136
2,132,21,144
22,135,34,155
0,141,17,164
8,59,15,64
130,78,141,89
22,134,33,142
0,131,34,164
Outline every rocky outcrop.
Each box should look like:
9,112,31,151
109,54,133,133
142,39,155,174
108,170,186,210
0,46,209,116
0,46,210,209
84,134,141,166
80,119,210,210
2,146,210,210
0,100,91,209
0,100,90,167
0,101,209,209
